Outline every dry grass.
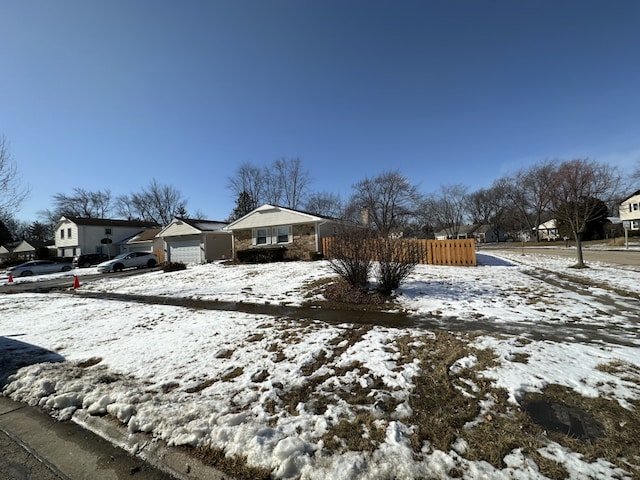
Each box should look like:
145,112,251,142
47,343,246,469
190,445,271,480
170,280,639,478
76,357,102,368
185,378,217,393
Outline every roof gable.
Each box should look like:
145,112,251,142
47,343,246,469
227,204,332,230
158,217,229,237
621,189,640,203
125,228,162,244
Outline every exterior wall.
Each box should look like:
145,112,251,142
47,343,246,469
232,223,319,260
204,233,233,260
231,206,315,230
620,193,640,230
55,220,80,253
233,229,253,254
158,221,200,237
286,223,317,259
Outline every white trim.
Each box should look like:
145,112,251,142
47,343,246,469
252,225,292,246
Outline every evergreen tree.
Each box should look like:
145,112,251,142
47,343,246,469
229,191,254,221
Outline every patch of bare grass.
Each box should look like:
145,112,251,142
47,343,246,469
322,413,386,454
190,445,271,480
245,333,265,342
222,367,244,382
185,378,217,393
77,357,102,368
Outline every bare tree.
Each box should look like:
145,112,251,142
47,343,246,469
50,188,113,218
351,170,421,237
262,167,283,206
424,184,469,238
116,179,186,225
227,162,263,211
273,157,311,209
549,159,621,268
304,191,343,218
631,161,640,182
0,134,29,217
503,161,556,241
467,181,510,242
227,158,312,210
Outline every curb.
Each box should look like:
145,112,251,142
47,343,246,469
0,396,230,480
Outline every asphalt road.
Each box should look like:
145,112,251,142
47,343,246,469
0,267,161,294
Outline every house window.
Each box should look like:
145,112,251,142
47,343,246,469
256,228,268,245
633,203,639,212
60,230,65,239
276,226,291,244
67,228,72,239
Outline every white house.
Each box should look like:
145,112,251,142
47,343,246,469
536,219,560,241
225,204,340,260
619,189,640,231
54,217,159,258
158,218,232,264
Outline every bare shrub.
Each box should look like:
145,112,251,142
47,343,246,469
375,237,420,295
327,226,374,289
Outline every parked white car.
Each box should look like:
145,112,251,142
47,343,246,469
96,252,158,273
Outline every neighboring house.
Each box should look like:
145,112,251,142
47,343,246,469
434,225,475,240
158,218,232,264
11,240,37,260
0,244,12,264
54,217,159,258
434,224,504,243
536,219,560,241
226,204,340,260
619,189,640,231
474,225,506,243
121,228,164,261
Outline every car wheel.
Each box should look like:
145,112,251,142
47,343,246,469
20,271,33,277
61,266,71,272
83,262,91,268
147,259,157,268
114,263,124,272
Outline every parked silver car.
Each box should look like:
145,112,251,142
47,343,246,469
96,252,158,273
7,260,73,277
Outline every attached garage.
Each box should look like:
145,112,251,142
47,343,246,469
167,240,202,264
158,217,232,265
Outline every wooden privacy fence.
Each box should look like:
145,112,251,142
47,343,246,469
321,238,476,266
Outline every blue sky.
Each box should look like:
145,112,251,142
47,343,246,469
2,0,640,222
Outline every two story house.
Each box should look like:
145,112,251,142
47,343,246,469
54,217,159,258
620,190,640,231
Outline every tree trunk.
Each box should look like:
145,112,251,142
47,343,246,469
573,234,586,268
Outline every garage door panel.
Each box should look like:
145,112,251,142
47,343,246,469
168,240,201,264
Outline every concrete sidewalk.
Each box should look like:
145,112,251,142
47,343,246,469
0,397,228,480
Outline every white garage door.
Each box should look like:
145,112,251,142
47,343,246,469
168,240,201,264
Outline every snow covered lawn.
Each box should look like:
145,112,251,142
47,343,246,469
1,254,639,479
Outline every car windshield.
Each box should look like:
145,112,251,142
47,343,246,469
112,253,129,260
